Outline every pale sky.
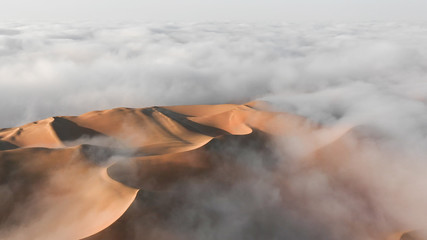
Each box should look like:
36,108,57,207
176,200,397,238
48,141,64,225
1,0,427,22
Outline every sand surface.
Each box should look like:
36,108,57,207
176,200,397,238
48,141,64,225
0,102,419,239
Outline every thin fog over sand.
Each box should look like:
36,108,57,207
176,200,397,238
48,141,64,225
0,22,427,240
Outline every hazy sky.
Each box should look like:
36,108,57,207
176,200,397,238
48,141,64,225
1,0,427,22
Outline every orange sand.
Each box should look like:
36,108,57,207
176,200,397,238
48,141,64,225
0,102,418,239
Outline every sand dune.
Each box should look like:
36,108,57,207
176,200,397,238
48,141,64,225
0,103,259,239
0,146,138,240
0,102,420,239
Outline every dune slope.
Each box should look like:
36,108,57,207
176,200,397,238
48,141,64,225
0,102,420,240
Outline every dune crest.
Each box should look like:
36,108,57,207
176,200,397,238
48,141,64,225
0,102,419,240
0,103,263,239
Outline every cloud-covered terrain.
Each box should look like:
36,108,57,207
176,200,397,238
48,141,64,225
1,22,426,128
1,21,427,239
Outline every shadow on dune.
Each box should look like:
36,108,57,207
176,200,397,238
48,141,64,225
142,107,229,138
50,117,105,143
0,141,18,151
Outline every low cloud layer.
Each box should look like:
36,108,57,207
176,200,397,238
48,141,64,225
1,22,426,128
